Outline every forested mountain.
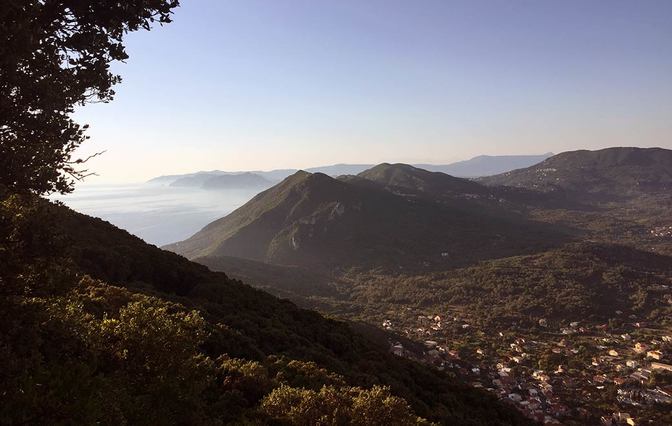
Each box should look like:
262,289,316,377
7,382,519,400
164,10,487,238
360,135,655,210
165,169,565,272
0,190,530,425
479,147,672,198
357,163,490,200
476,147,672,257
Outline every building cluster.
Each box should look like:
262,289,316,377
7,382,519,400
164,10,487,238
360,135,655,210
650,225,672,238
385,313,672,425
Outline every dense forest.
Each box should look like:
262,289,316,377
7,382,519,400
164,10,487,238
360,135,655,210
343,243,672,327
200,242,672,329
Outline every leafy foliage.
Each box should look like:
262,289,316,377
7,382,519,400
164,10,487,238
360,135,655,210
0,0,179,194
261,384,429,426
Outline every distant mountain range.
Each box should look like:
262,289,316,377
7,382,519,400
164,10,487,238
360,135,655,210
170,172,273,190
147,153,554,189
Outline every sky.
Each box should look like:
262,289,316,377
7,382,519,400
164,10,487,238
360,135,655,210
74,0,672,183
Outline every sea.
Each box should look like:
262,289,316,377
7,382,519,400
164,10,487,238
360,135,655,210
51,183,261,247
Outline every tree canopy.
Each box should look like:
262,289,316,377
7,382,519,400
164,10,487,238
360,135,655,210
0,0,179,195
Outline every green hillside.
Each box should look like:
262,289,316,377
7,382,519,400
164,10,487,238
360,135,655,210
0,190,531,425
357,163,490,199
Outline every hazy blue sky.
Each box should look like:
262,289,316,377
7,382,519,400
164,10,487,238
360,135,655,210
75,0,672,182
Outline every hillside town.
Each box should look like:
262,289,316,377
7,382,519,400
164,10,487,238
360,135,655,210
385,311,672,425
650,225,672,239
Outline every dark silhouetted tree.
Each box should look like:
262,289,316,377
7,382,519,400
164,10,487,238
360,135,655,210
0,0,179,195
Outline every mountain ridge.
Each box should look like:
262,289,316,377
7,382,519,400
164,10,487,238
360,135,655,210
164,166,567,272
147,153,553,186
479,147,672,197
357,163,491,200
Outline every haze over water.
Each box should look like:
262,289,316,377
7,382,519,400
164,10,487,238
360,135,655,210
53,184,260,246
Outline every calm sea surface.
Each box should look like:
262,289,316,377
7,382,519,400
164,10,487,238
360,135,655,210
52,184,260,247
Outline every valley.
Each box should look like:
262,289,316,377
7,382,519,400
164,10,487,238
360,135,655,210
172,148,672,425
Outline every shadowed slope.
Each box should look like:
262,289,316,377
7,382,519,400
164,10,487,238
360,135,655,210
1,192,532,425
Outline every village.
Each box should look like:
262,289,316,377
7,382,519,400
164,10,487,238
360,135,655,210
650,225,672,239
384,312,672,425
